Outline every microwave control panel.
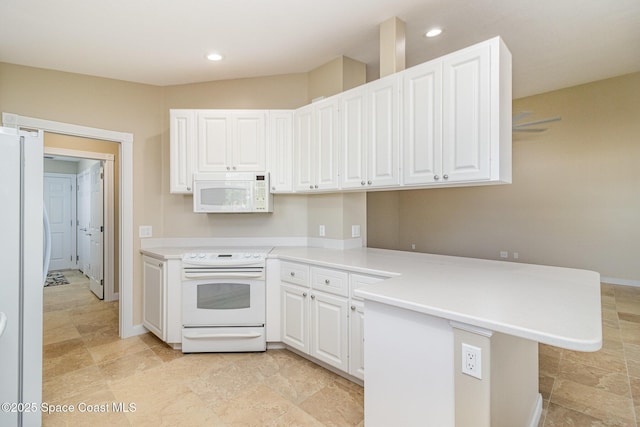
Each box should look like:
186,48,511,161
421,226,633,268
254,175,269,211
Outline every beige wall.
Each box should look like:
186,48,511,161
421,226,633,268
45,134,121,293
308,56,366,102
368,72,640,281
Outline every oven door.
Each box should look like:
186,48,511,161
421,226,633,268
182,278,265,327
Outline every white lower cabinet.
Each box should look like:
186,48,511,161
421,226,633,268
143,255,165,340
310,290,349,371
349,300,365,380
280,262,389,381
142,255,182,346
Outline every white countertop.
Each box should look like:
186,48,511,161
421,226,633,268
269,247,602,352
140,245,602,351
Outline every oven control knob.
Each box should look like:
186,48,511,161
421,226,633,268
189,253,197,259
198,253,206,258
253,253,260,258
244,253,251,258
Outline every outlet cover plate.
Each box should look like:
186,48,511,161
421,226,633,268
462,343,482,379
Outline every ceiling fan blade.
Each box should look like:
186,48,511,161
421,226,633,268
513,117,561,128
512,128,547,133
512,111,532,122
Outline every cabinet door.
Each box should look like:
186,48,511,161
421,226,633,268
315,98,340,190
293,106,314,191
349,300,365,380
232,111,266,171
403,61,442,185
310,291,348,371
442,43,491,182
341,87,368,189
281,284,310,353
169,110,196,194
197,111,231,172
142,256,165,340
268,111,294,193
368,75,400,188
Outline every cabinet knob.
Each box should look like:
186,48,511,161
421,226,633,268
351,305,356,311
309,185,314,189
314,185,318,189
434,175,440,180
324,279,330,285
227,166,231,171
186,186,191,191
361,181,365,186
367,180,372,185
272,186,276,191
443,174,449,180
303,292,307,297
290,272,295,277
310,294,316,299
232,166,237,170
158,263,163,268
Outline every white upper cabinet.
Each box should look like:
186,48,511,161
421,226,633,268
403,60,442,185
294,98,340,192
366,75,401,188
267,111,294,193
403,37,511,187
341,75,400,190
169,110,196,194
197,110,266,173
340,87,367,189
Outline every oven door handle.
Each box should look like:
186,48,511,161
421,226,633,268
183,271,264,279
183,331,263,339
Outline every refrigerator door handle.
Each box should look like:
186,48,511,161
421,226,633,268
0,312,6,337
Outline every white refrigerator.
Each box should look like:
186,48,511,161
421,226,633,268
0,126,44,426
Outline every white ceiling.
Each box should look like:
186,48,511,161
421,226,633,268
1,0,639,98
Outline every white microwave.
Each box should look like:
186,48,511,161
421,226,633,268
193,172,273,213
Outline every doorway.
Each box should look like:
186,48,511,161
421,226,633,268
44,156,111,300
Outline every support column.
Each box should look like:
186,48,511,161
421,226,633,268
379,17,406,78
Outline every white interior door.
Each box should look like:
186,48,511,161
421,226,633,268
77,169,91,275
88,162,104,299
44,173,76,271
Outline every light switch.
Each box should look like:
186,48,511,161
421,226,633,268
351,225,361,238
139,225,152,238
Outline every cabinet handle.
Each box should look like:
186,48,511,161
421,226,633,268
434,175,440,180
310,294,315,299
324,279,330,285
367,180,372,185
351,305,356,311
443,174,449,180
303,292,308,297
361,181,365,186
290,272,295,277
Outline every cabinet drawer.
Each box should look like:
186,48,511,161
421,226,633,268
280,262,309,286
311,267,348,297
350,273,388,301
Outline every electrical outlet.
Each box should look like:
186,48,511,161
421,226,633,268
319,225,325,237
500,251,508,259
462,343,482,379
513,252,519,260
351,225,360,238
411,243,416,250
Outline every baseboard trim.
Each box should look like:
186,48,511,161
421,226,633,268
528,393,543,427
601,277,640,287
127,324,149,337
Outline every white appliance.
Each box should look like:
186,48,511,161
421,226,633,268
0,127,44,427
181,248,271,353
193,172,272,213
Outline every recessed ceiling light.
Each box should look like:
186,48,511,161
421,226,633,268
425,28,443,38
206,53,223,61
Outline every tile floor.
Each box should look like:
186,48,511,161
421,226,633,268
42,270,363,426
43,272,640,426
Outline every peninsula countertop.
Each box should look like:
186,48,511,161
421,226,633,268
269,246,602,352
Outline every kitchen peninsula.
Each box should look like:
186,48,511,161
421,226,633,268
141,243,601,427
